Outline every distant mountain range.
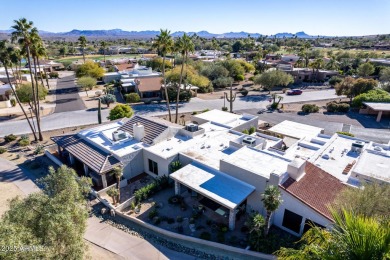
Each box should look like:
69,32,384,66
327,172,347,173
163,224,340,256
0,29,321,38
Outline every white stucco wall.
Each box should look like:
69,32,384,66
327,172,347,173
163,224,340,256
219,160,268,214
121,150,144,180
273,190,333,236
143,149,178,178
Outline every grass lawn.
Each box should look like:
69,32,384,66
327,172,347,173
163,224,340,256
54,54,142,63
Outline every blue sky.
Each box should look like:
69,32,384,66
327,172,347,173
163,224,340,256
1,0,389,36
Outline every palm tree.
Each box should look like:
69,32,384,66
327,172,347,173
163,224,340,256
261,185,282,236
110,166,123,203
309,58,324,81
152,29,174,122
11,18,43,141
276,210,390,260
100,41,107,63
174,33,194,123
78,36,87,62
245,212,266,251
0,41,38,141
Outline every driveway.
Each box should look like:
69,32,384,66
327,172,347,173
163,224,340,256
54,75,86,113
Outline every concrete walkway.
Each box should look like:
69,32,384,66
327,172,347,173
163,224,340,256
86,217,195,260
0,157,40,195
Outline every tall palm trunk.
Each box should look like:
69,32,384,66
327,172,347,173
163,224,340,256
4,64,38,141
30,51,43,141
37,58,49,89
264,211,272,236
25,47,39,130
175,55,185,123
82,48,85,62
162,55,171,121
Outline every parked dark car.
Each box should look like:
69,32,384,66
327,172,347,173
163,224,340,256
287,89,303,95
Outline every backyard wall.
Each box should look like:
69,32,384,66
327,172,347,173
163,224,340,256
273,190,332,236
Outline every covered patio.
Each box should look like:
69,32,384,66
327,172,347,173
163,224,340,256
170,161,255,230
51,134,122,189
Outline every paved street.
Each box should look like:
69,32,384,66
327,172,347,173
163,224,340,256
1,88,388,144
237,109,390,144
54,74,86,113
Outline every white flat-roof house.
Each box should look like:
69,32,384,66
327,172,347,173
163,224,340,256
51,110,388,235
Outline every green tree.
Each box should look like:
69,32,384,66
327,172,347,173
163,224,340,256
379,67,390,92
0,41,38,141
261,185,283,236
333,182,390,219
16,83,48,104
125,93,141,103
335,77,377,103
153,29,174,122
100,94,116,108
77,76,96,97
110,166,123,203
245,213,266,251
352,89,390,107
12,18,44,141
254,70,293,93
232,40,243,52
357,62,375,77
108,104,134,120
0,165,92,259
59,46,68,58
100,41,107,62
146,57,173,71
107,187,120,205
175,33,195,123
276,210,390,260
329,76,342,86
76,60,104,79
78,36,87,62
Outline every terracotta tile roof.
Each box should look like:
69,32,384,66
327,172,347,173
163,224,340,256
279,162,346,221
136,77,162,92
118,116,168,145
115,63,135,72
51,134,121,174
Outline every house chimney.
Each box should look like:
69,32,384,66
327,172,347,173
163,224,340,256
287,158,306,181
133,123,145,141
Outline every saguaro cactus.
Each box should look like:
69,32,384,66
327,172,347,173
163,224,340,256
224,84,237,113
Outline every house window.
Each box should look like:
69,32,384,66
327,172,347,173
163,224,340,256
282,209,303,234
148,159,158,175
303,219,325,234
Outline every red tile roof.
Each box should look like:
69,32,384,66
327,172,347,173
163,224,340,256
115,63,135,72
279,162,346,221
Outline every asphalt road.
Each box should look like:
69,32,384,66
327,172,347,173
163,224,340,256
54,75,86,113
237,108,390,144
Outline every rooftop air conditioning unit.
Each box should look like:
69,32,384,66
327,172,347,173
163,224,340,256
112,130,127,142
186,123,199,132
242,136,256,147
351,141,364,153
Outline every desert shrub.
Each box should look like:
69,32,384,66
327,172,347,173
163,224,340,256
336,131,355,137
20,134,29,141
125,93,141,103
199,232,211,241
301,104,319,113
18,139,30,147
326,102,350,113
240,89,249,96
216,232,225,243
10,99,16,107
352,89,390,107
176,216,183,223
0,147,7,154
242,129,249,134
34,145,44,155
248,126,256,134
222,106,228,111
49,71,59,78
235,74,245,81
201,108,210,113
148,208,158,220
4,134,17,142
